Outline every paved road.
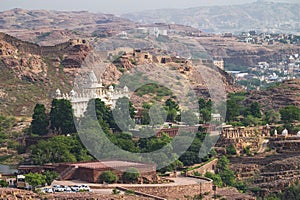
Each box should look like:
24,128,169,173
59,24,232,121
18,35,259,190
52,176,208,193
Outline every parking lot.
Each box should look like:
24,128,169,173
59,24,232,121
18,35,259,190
42,184,91,193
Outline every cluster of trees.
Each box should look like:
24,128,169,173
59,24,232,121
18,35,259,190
98,168,140,184
30,135,93,165
204,156,247,192
226,92,300,127
24,171,58,189
141,98,210,126
31,99,75,136
179,132,215,166
79,98,212,170
198,98,212,123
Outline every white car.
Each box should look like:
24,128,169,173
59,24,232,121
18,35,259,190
71,185,80,192
53,185,65,192
64,186,73,193
42,188,53,193
79,184,91,192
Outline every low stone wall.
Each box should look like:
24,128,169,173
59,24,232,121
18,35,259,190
128,182,213,200
187,159,218,176
117,186,166,200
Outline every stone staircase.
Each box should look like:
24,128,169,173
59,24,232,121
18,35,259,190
59,165,77,180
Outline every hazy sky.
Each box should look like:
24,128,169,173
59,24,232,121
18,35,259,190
0,0,299,14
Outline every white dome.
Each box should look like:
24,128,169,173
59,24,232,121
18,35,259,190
274,129,278,136
282,128,288,136
109,85,114,92
297,131,300,137
70,89,76,97
55,89,61,96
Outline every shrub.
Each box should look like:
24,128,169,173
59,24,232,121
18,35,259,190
122,168,140,183
98,171,118,184
112,188,120,195
0,180,8,187
125,189,135,195
226,144,237,155
205,172,223,187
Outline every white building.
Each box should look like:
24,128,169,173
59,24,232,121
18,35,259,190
55,71,129,117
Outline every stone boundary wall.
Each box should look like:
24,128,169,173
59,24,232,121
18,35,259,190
187,158,218,176
127,181,213,199
117,186,166,200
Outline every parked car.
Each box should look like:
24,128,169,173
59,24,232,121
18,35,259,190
42,188,54,193
79,184,91,192
53,185,65,192
64,186,73,193
71,185,80,192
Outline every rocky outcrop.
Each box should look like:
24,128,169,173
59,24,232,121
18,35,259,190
230,151,300,193
244,79,300,111
0,33,92,116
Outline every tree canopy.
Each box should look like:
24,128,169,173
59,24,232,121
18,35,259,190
31,104,48,135
98,171,118,184
280,105,300,123
122,167,140,183
25,173,46,189
50,99,76,135
30,135,93,165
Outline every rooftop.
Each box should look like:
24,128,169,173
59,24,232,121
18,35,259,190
67,160,155,171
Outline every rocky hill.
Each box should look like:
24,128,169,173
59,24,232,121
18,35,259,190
123,1,300,33
0,32,240,117
244,79,300,111
0,8,137,45
0,32,92,116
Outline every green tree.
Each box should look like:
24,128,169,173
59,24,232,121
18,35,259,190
205,172,223,187
30,135,92,165
200,109,211,123
181,110,198,126
265,109,281,124
25,173,46,189
122,167,140,183
98,171,118,184
149,104,166,126
199,98,212,123
250,102,262,118
280,182,300,200
226,99,240,122
280,105,300,123
242,115,259,126
159,160,184,173
50,99,76,134
217,156,230,171
216,156,236,187
43,171,58,186
31,104,48,135
112,97,135,131
226,144,237,155
220,169,236,186
0,180,8,187
165,98,179,122
179,151,200,166
141,109,151,125
85,99,111,133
